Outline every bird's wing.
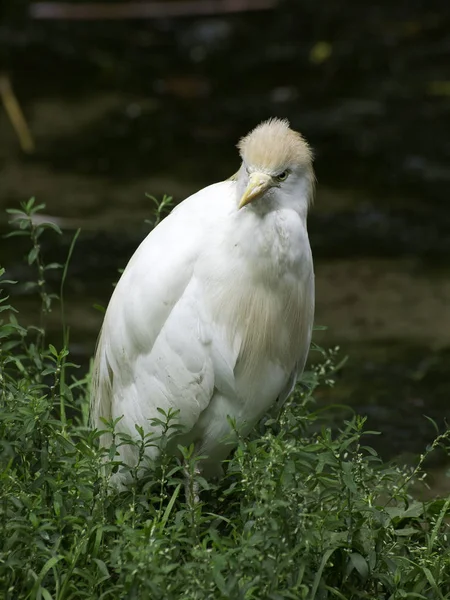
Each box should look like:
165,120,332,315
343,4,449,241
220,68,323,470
90,181,237,447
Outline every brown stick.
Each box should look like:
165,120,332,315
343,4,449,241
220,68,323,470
30,0,278,20
0,74,35,153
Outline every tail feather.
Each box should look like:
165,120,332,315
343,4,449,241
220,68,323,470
90,326,113,448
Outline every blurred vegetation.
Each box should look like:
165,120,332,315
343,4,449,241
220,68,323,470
1,199,450,599
1,0,449,199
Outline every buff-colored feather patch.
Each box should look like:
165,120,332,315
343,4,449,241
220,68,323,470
237,118,313,174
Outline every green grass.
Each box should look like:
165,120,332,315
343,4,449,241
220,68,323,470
1,199,450,599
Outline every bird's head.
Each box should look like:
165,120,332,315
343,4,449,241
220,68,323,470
236,118,314,214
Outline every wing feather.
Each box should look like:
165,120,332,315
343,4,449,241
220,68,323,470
90,182,237,467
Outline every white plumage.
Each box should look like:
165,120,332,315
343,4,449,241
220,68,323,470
91,118,315,485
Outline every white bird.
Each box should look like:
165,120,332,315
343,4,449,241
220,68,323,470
91,118,315,487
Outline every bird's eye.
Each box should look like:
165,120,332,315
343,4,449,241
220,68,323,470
276,170,289,182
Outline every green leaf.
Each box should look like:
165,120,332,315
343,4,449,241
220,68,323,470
428,496,450,553
93,558,110,579
385,502,424,521
341,461,358,493
41,221,62,235
19,218,31,230
395,527,419,536
48,344,59,357
28,247,39,265
93,304,106,313
422,567,445,600
25,196,36,211
311,548,338,599
212,565,228,595
6,208,27,215
32,555,64,591
4,229,30,238
40,588,53,600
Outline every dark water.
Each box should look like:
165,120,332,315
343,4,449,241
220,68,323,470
1,1,449,466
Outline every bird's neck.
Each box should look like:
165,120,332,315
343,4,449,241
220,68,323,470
227,206,309,282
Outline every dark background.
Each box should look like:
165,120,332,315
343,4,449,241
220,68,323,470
1,0,449,471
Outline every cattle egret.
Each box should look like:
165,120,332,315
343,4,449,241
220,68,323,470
91,118,315,487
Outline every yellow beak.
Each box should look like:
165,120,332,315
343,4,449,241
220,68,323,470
238,172,273,209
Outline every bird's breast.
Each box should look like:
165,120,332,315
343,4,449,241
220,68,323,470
197,208,312,388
